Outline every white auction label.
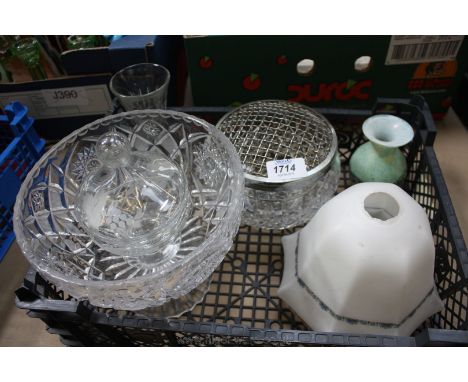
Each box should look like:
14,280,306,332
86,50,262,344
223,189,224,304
41,87,89,107
266,158,307,181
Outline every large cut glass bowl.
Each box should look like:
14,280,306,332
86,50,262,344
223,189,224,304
13,110,244,312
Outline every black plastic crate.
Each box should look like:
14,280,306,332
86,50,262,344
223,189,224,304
15,97,468,346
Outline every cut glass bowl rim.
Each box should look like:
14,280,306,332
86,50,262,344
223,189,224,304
13,109,244,288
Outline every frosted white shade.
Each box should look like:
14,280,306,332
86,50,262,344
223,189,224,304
278,182,443,336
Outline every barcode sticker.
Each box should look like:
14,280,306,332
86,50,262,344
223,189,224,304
385,36,464,65
266,158,307,181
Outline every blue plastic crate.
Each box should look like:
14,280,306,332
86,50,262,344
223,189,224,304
0,102,45,261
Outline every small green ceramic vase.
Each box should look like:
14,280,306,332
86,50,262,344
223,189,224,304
350,114,414,185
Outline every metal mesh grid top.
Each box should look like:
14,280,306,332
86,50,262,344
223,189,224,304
216,100,337,179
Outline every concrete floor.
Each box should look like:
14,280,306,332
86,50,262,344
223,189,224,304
0,241,62,346
0,108,467,346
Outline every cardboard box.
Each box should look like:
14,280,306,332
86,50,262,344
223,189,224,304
0,36,187,140
62,35,186,106
185,35,468,119
0,74,113,140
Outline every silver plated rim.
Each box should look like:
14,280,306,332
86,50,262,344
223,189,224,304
216,100,338,186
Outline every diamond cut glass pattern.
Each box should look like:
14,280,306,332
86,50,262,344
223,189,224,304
14,111,244,311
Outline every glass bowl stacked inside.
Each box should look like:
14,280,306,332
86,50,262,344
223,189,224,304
216,100,340,229
13,110,244,314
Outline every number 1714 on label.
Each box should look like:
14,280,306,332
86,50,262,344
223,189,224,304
273,163,296,174
266,158,307,181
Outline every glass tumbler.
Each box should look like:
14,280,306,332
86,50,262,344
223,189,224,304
109,63,170,110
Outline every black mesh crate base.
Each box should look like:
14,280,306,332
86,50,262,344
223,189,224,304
15,97,468,346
